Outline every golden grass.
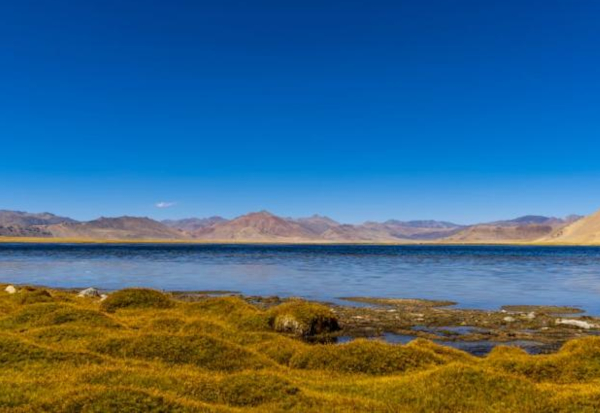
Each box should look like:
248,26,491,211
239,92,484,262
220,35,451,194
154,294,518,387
100,288,174,312
1,287,600,412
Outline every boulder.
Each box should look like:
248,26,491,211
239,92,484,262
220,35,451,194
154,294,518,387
78,287,101,298
556,319,596,329
4,285,17,294
269,300,339,337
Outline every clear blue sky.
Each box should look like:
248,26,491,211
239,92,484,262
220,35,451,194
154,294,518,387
1,0,599,224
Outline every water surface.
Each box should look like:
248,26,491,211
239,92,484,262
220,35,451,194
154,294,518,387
1,244,600,314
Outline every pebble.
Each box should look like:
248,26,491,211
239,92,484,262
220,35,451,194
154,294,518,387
503,316,516,323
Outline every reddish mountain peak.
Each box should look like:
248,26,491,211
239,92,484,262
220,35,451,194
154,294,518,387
193,211,317,240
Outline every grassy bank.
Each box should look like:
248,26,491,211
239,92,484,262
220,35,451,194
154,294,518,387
1,285,600,412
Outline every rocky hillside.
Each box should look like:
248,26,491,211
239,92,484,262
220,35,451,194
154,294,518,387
292,215,340,235
46,217,187,240
444,216,579,243
541,209,600,244
361,220,464,240
0,208,595,244
0,225,53,237
188,213,463,242
192,211,318,241
0,210,75,227
162,217,228,232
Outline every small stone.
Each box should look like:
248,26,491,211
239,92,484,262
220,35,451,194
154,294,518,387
525,312,536,320
4,285,17,294
503,316,516,323
77,287,101,298
100,294,108,301
556,318,595,329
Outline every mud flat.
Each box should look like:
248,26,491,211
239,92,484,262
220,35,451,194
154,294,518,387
327,296,598,354
121,291,600,356
235,293,600,355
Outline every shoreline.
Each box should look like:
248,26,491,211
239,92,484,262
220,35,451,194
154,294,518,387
3,282,600,410
1,236,599,246
3,281,599,356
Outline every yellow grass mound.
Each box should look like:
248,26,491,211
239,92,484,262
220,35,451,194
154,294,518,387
1,286,600,412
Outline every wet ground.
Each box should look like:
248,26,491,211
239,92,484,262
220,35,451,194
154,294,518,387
243,294,600,356
19,285,600,357
326,297,600,355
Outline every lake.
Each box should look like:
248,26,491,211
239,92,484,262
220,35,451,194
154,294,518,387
1,244,600,314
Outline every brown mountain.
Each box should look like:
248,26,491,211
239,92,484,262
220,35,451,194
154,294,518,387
162,217,228,232
193,211,318,241
320,224,399,242
293,215,340,235
541,209,600,244
362,220,464,240
445,224,556,243
0,208,594,244
46,217,187,240
0,225,53,237
0,210,76,227
445,215,577,243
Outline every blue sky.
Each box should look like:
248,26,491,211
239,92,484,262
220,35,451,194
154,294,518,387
1,0,599,224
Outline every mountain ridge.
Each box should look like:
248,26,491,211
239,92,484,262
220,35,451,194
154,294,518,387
0,209,596,244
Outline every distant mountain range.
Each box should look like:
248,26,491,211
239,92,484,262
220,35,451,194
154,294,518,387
0,208,595,244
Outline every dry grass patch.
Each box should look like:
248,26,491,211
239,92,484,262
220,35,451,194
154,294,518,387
486,336,600,383
289,338,456,375
100,288,174,312
1,286,600,412
91,333,274,371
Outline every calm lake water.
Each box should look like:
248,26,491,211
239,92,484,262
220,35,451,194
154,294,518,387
1,244,600,314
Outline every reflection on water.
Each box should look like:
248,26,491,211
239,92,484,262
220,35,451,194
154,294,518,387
412,325,490,335
1,244,600,313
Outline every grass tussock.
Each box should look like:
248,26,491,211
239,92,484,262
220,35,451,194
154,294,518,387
41,387,208,413
91,333,273,371
187,296,270,331
0,303,121,330
100,288,174,312
487,336,600,383
14,289,55,305
289,338,462,374
1,286,600,412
